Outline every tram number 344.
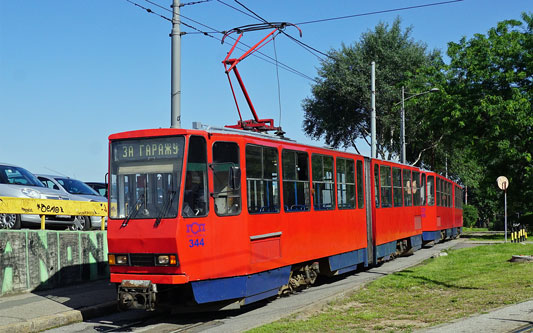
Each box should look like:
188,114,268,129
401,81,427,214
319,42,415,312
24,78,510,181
189,238,205,248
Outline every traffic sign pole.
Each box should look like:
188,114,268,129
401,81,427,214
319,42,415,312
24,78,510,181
497,176,509,243
504,188,507,243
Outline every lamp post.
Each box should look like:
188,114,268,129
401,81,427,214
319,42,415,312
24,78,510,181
400,86,440,164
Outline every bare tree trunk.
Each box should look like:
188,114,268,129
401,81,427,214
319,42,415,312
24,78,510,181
411,135,444,166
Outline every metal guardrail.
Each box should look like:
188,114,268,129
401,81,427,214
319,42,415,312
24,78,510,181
0,196,108,230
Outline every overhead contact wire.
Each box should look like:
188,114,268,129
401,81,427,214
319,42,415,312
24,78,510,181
230,0,331,61
180,0,212,7
129,0,315,81
125,0,171,22
295,0,464,25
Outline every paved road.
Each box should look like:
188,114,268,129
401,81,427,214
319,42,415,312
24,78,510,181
423,299,533,333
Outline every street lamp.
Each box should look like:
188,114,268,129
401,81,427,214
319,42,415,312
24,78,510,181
399,86,440,164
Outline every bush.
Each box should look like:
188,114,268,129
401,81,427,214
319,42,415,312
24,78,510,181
463,204,479,228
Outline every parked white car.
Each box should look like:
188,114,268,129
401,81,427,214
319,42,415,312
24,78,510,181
37,174,107,230
0,163,72,229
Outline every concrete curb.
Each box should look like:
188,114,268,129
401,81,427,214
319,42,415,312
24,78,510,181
79,300,118,320
0,301,117,333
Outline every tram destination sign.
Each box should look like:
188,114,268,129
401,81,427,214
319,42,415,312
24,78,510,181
113,137,183,162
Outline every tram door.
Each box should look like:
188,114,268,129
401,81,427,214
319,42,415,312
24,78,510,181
245,144,283,266
209,141,249,274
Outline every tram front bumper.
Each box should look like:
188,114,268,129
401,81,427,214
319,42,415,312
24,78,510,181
118,280,157,311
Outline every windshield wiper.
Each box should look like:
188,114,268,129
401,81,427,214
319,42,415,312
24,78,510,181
122,194,145,228
154,191,176,228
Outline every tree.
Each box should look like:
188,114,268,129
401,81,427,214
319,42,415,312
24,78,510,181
463,204,479,228
444,12,533,224
302,18,441,159
302,12,532,228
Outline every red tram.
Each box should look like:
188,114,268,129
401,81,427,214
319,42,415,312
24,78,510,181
107,126,462,311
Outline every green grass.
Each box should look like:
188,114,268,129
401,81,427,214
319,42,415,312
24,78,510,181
249,243,533,332
461,228,506,241
463,234,506,241
462,227,489,233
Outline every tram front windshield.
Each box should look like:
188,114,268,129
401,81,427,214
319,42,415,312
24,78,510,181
110,136,184,220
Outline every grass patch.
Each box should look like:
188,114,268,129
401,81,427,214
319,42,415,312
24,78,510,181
461,228,506,241
250,243,533,332
463,227,489,233
463,234,506,241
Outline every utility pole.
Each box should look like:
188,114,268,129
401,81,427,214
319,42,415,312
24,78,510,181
445,154,448,178
401,86,405,164
170,0,181,128
371,62,376,159
398,87,439,164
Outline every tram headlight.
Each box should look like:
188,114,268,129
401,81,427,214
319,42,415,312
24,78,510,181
108,254,128,265
156,254,177,266
157,255,169,265
116,255,128,265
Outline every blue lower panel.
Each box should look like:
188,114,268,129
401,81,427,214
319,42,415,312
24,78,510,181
243,288,279,305
329,248,368,272
410,234,422,250
191,276,246,303
191,266,291,304
245,266,291,296
376,240,396,259
445,228,452,238
423,231,440,242
336,264,359,275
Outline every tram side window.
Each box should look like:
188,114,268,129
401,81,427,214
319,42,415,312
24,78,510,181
440,179,448,207
182,136,208,217
427,175,435,206
403,169,412,207
282,150,310,212
454,186,458,208
356,160,364,209
374,164,380,208
447,182,450,207
436,178,441,207
441,181,449,207
450,183,455,207
246,145,279,214
421,174,426,205
447,182,451,207
413,171,421,206
212,142,241,216
312,155,335,210
392,167,402,207
441,179,445,207
336,157,355,209
456,187,463,209
380,165,392,208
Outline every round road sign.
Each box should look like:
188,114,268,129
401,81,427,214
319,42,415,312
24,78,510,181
497,176,509,191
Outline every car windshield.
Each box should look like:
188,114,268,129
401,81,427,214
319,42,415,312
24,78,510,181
109,136,184,220
0,165,43,187
56,178,99,195
87,183,107,197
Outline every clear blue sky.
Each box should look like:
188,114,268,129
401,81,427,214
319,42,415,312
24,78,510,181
0,0,530,182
